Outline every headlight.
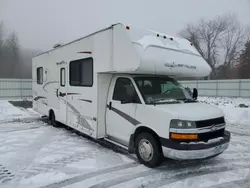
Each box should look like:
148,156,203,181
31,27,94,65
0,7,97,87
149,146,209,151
170,119,196,129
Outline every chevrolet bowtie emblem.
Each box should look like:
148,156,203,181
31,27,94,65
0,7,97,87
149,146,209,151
211,125,218,131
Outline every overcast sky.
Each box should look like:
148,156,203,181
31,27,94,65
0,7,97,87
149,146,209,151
0,0,249,51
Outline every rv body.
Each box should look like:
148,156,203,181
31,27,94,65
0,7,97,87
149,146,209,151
32,24,230,167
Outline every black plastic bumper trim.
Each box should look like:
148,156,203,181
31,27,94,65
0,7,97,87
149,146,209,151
160,130,230,150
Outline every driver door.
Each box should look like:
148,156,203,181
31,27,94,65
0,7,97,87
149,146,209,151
106,77,141,146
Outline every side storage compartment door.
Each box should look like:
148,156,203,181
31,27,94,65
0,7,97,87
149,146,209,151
106,77,141,146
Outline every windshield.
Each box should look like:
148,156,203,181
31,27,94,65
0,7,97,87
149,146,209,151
134,76,194,104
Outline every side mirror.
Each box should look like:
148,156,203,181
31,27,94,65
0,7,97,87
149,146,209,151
193,88,198,100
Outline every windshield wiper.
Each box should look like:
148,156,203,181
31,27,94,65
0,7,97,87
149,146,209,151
177,98,197,103
148,99,181,105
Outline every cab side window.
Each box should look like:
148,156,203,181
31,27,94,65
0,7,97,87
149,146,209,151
113,78,141,104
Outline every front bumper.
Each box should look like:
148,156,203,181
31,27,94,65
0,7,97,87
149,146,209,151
161,131,230,160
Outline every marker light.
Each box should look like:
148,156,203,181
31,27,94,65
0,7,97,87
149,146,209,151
171,133,198,140
78,51,92,54
126,26,130,30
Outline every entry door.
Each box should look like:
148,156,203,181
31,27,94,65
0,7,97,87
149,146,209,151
56,63,67,124
106,78,141,146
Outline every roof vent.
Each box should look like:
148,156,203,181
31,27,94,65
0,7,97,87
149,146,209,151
53,43,63,48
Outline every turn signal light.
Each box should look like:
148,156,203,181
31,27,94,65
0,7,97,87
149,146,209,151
171,133,198,140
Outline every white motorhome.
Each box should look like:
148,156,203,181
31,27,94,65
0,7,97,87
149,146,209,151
32,23,230,167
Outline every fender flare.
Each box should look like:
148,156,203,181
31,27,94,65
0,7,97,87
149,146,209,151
128,125,161,153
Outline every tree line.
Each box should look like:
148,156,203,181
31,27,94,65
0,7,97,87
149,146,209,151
0,22,40,79
0,14,249,79
180,14,250,79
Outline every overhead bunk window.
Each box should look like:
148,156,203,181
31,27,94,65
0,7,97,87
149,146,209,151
69,57,93,87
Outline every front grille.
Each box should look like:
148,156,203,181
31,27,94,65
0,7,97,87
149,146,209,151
198,128,225,142
195,117,225,128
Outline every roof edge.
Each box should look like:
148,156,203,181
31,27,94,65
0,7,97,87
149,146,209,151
34,23,122,58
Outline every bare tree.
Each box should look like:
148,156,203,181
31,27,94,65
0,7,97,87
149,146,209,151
5,31,20,78
239,40,250,78
221,18,246,67
0,22,8,78
0,21,36,79
0,22,4,60
179,14,244,78
246,25,250,41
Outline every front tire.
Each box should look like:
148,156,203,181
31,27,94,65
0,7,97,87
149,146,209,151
135,132,163,168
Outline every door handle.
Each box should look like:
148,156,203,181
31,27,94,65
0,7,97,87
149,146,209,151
56,89,59,97
108,101,112,110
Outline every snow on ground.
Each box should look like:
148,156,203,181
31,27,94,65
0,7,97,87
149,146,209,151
0,98,250,188
0,100,39,123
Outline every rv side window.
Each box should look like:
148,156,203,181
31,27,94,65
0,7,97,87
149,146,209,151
113,78,141,103
60,68,66,87
37,67,43,85
69,58,93,87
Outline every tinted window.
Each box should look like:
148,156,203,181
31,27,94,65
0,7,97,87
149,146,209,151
60,68,66,87
113,78,140,103
70,58,93,86
37,67,43,84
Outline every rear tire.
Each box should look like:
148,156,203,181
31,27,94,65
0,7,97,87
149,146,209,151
49,111,60,127
135,132,163,168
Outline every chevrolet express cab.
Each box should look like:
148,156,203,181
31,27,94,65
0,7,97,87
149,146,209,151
32,23,230,167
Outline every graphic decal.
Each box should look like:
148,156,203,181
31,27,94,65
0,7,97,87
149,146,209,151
59,93,80,97
39,81,94,133
108,105,141,126
60,98,94,132
79,99,92,103
42,101,48,106
43,81,59,92
33,96,46,101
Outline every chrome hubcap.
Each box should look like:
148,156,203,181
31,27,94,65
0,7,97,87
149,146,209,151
138,139,153,161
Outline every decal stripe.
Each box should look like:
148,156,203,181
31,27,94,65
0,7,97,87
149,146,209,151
43,81,59,92
33,96,46,101
79,99,92,103
108,106,140,126
60,93,80,97
67,93,80,95
78,51,92,54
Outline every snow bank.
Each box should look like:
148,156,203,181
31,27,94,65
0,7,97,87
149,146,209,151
0,101,33,122
199,97,250,126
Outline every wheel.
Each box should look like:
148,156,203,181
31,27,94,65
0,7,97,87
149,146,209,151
135,132,163,168
49,111,60,127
